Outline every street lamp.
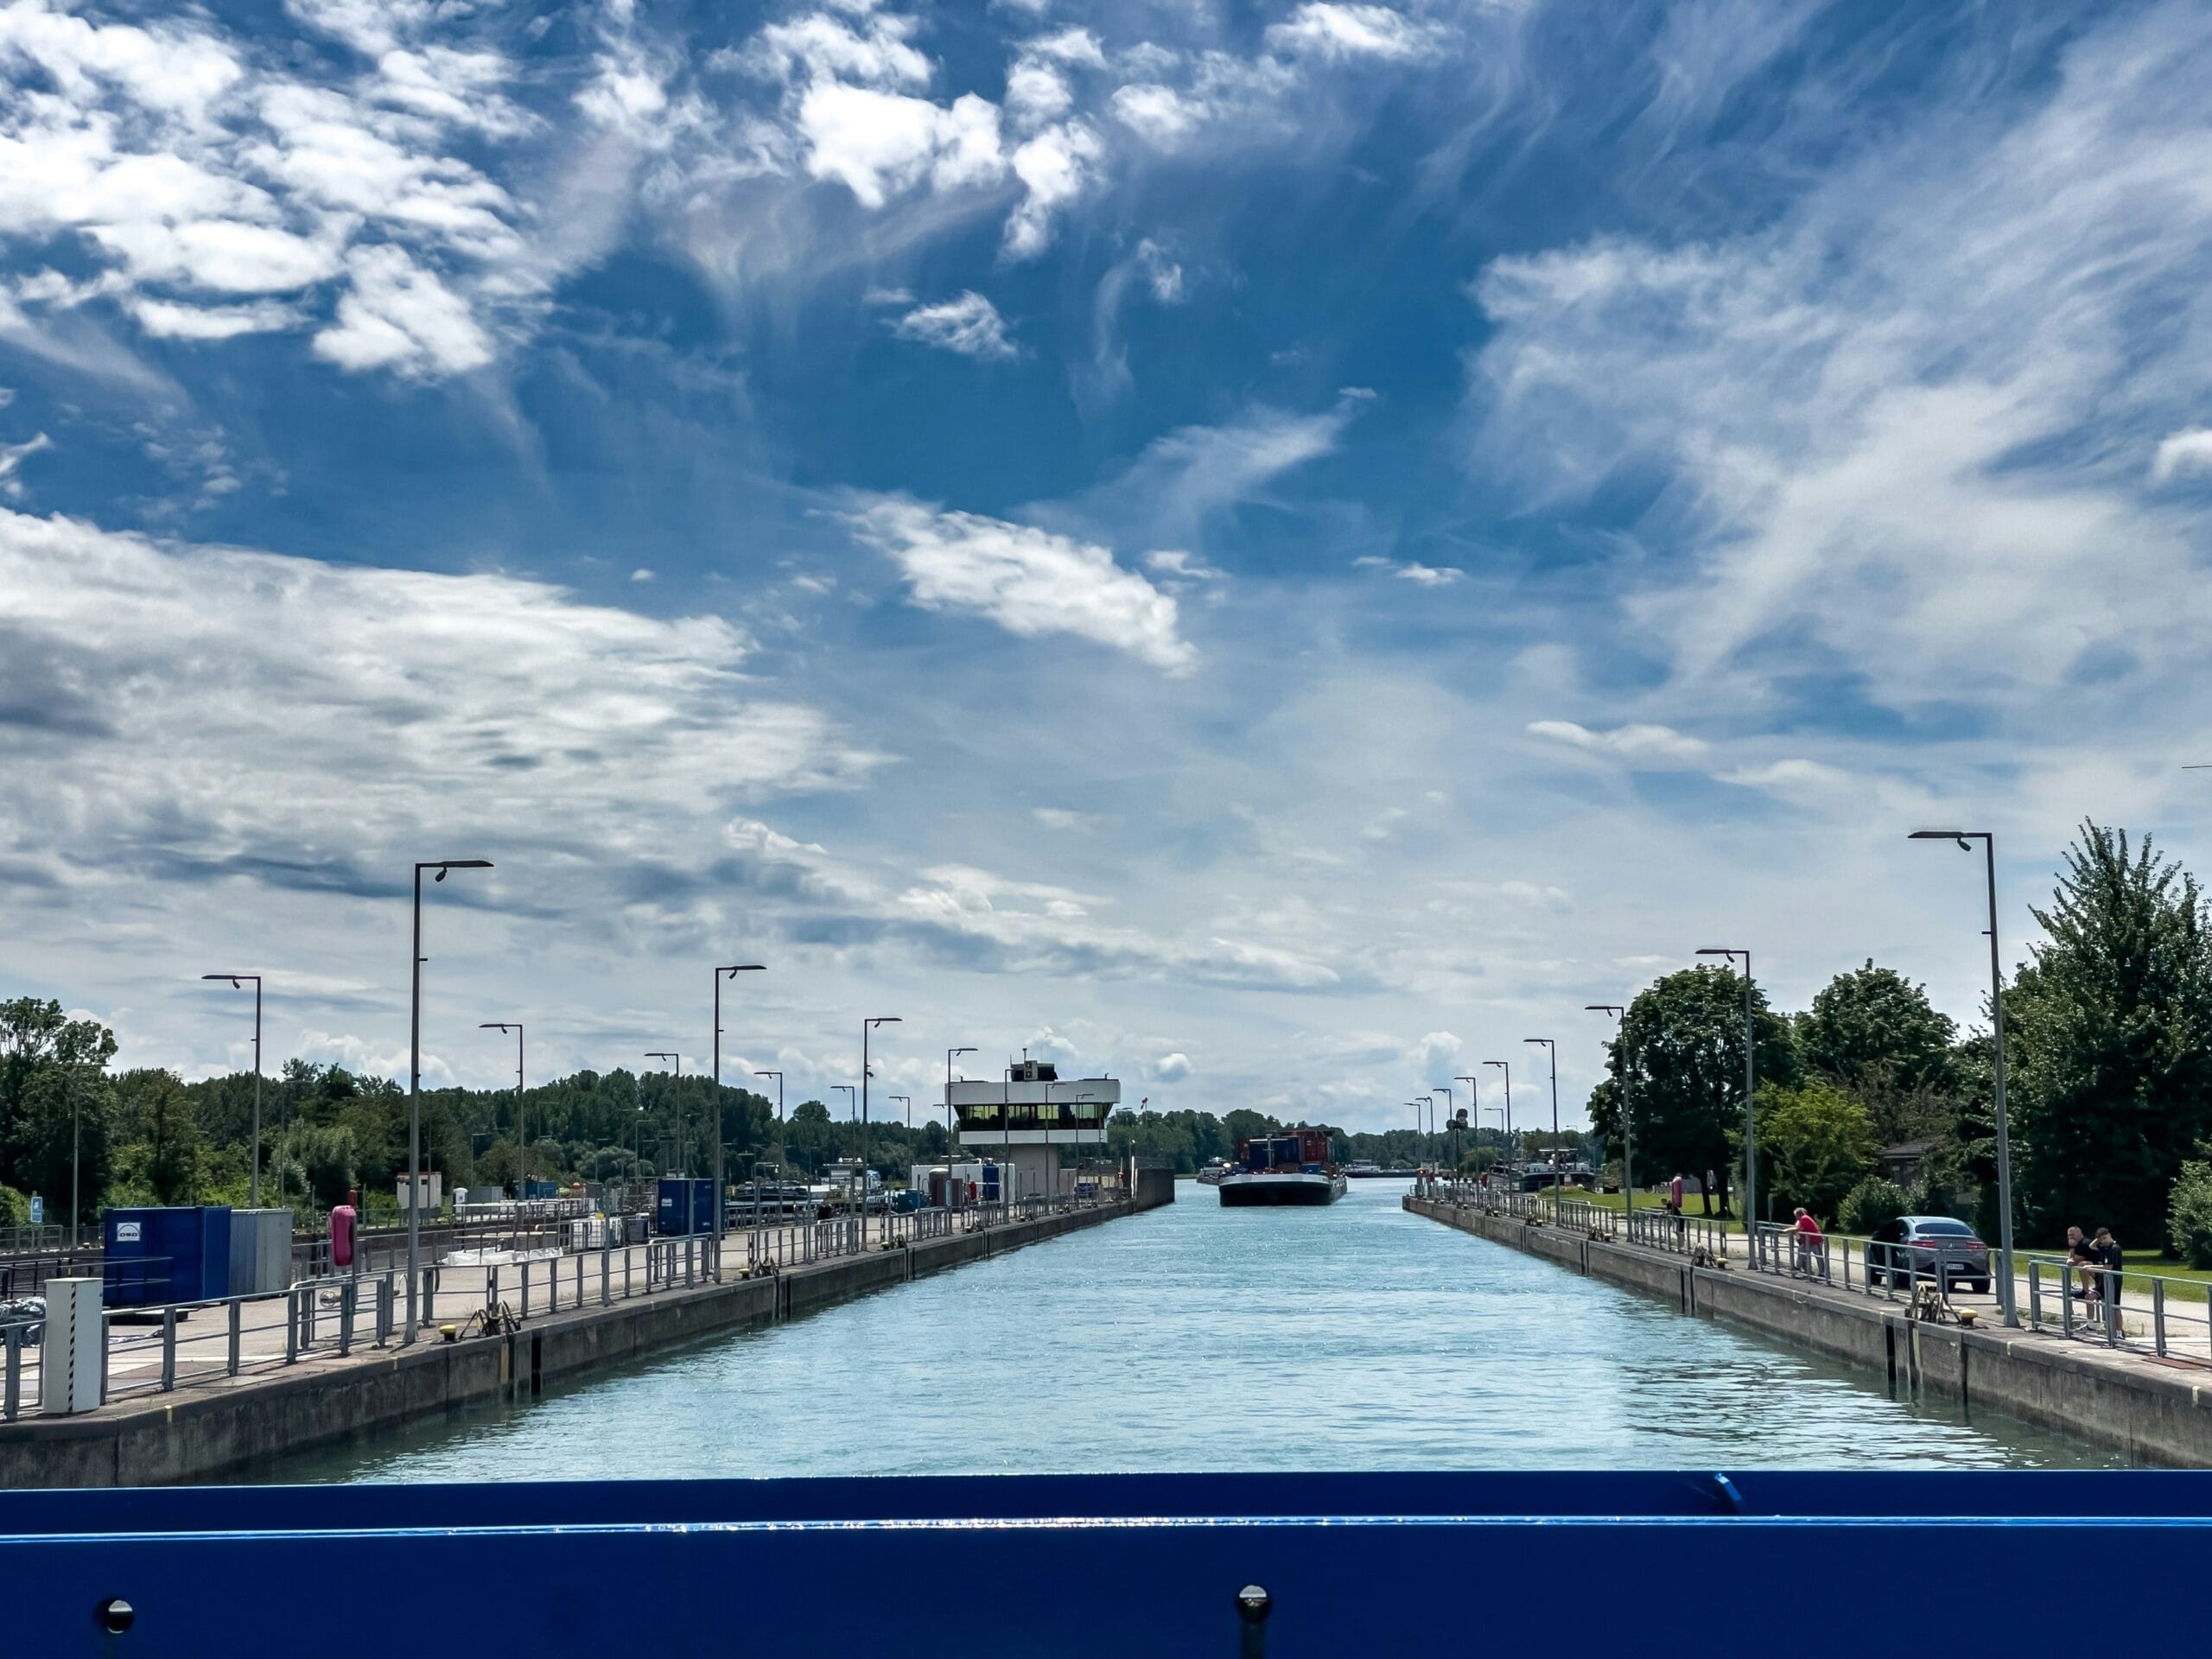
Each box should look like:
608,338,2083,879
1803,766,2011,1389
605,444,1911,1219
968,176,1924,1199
891,1094,912,1132
1432,1086,1453,1169
861,1017,900,1223
1523,1039,1559,1207
945,1047,976,1209
645,1052,681,1175
1405,1102,1424,1168
408,858,492,1342
1483,1061,1513,1169
1696,948,1757,1238
754,1071,785,1208
201,974,263,1208
1455,1076,1480,1170
1911,830,2019,1326
713,964,766,1243
478,1022,523,1199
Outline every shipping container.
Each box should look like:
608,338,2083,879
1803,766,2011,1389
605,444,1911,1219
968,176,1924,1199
104,1206,232,1307
226,1209,294,1296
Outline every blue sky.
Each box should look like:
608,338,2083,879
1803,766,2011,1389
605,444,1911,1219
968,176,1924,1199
5,0,2212,1131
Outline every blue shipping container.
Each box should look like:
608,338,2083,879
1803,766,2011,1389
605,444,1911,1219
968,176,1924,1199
657,1177,715,1236
104,1206,232,1307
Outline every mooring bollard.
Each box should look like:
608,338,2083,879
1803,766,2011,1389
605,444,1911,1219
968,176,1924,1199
1236,1584,1271,1659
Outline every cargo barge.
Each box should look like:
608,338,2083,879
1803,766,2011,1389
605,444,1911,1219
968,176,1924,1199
1218,1130,1347,1206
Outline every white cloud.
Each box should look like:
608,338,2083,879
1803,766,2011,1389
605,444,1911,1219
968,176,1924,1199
313,244,493,376
1110,83,1203,148
848,495,1196,673
130,297,297,340
1354,555,1461,586
1264,4,1449,62
0,506,874,901
1468,6,2212,718
1154,1051,1191,1082
796,82,1006,209
1144,550,1224,582
1527,720,1709,763
1004,60,1072,129
0,429,49,499
1032,806,1098,831
892,290,1018,359
2152,429,2212,482
1004,119,1102,258
743,11,933,89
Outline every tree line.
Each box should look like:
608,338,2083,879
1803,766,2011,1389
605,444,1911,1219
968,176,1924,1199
1586,822,2212,1260
0,1020,959,1229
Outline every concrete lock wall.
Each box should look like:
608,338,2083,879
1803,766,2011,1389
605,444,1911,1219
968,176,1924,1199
0,1201,1138,1491
1404,1196,2212,1467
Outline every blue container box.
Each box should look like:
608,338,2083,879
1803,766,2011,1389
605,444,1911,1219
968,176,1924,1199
657,1178,716,1236
104,1206,232,1307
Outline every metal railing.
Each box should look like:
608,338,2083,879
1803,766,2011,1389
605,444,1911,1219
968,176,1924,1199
1626,1207,1732,1262
3,1194,1127,1422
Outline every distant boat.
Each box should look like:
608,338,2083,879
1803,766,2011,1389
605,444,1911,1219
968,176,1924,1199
1343,1160,1383,1178
1219,1131,1347,1207
1196,1160,1230,1186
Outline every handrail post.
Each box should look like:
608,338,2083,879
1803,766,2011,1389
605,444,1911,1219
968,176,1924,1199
228,1298,242,1375
285,1287,299,1364
2029,1260,2041,1328
160,1306,176,1390
4,1321,20,1421
338,1279,354,1357
2153,1277,2166,1357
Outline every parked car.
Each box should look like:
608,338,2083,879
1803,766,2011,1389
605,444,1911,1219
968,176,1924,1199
1867,1216,1992,1294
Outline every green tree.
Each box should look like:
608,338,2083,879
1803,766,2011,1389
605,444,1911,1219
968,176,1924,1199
1588,966,1800,1216
1796,961,1958,1145
1838,1174,1910,1235
1798,962,1956,1094
113,1068,206,1205
2168,1161,2212,1268
2005,823,2212,1245
1754,1081,1877,1221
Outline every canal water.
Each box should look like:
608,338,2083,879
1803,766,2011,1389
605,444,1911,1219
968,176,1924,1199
271,1179,2123,1481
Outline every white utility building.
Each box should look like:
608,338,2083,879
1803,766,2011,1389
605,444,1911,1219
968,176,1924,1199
947,1060,1120,1204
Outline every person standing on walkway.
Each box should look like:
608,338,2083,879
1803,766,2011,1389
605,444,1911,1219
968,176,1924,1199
2066,1226,2099,1305
2094,1227,2124,1331
1791,1206,1823,1278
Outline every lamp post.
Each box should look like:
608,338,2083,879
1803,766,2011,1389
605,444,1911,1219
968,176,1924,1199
1586,1005,1630,1223
891,1094,912,1132
1910,830,2019,1327
202,974,263,1207
754,1071,785,1211
1483,1061,1512,1168
646,1052,680,1175
478,1021,523,1200
861,1018,901,1226
945,1047,976,1209
1695,948,1757,1238
1405,1103,1424,1170
1523,1039,1559,1208
713,964,766,1244
1432,1086,1453,1171
408,859,493,1342
1455,1076,1479,1173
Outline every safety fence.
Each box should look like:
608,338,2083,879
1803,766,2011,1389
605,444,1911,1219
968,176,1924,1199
3,1194,1122,1423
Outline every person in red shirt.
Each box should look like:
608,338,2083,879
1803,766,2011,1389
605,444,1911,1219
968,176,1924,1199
1791,1206,1824,1279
